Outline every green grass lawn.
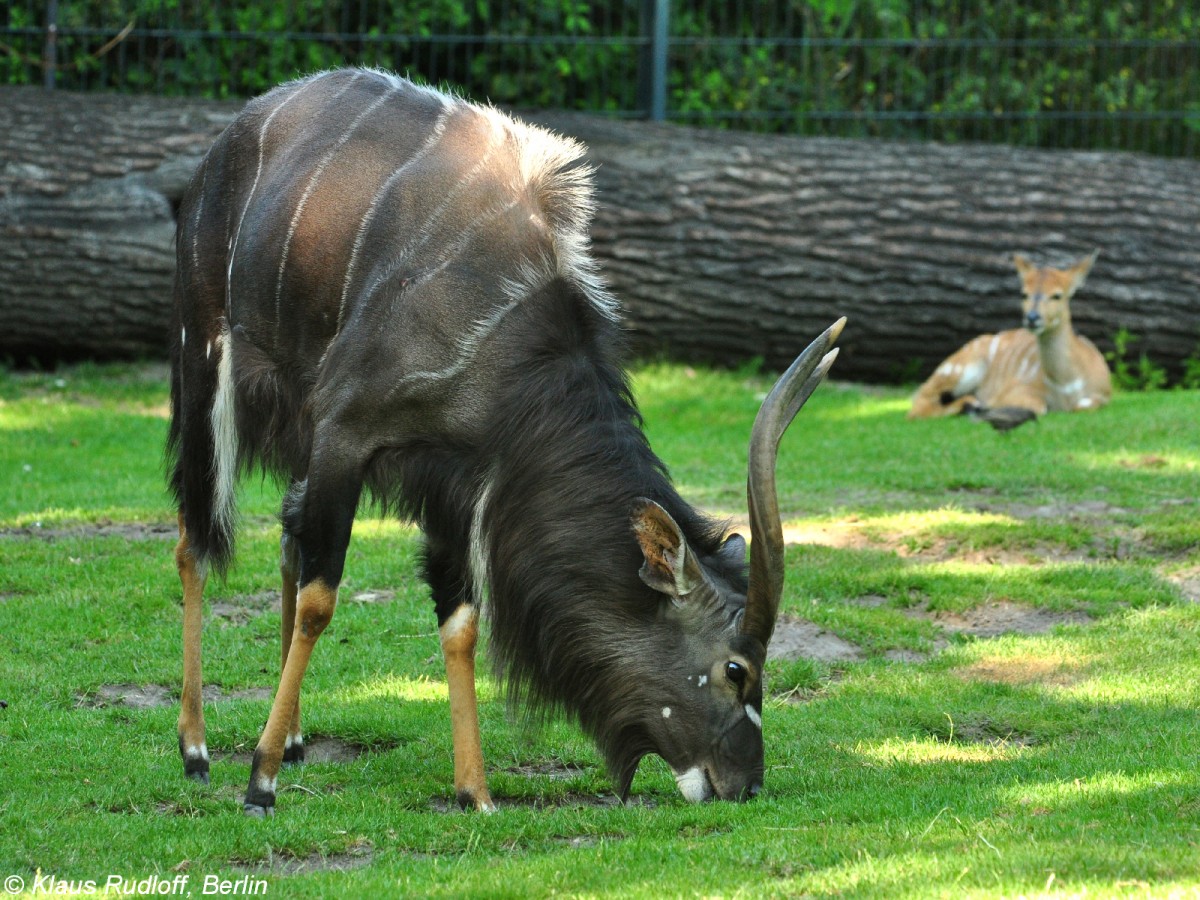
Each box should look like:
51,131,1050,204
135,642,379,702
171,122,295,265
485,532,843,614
1,362,1197,898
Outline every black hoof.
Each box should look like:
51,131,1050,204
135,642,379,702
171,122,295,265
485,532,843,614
282,740,306,765
179,736,210,784
185,765,210,785
246,747,277,813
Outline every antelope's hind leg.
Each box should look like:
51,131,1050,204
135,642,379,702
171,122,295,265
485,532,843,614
279,530,304,765
243,444,363,816
425,538,495,811
175,515,210,784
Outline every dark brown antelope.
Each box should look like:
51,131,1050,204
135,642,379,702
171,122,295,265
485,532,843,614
909,251,1110,430
167,67,843,815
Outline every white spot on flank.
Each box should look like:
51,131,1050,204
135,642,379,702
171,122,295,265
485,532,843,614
955,360,986,394
662,707,672,719
674,766,711,803
1078,397,1094,408
745,705,762,729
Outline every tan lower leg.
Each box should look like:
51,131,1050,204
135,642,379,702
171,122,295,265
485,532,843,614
245,578,337,814
280,560,303,757
175,515,209,781
440,604,495,811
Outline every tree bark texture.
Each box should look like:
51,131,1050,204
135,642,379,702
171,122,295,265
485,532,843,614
0,86,232,363
531,110,1200,381
3,85,1197,381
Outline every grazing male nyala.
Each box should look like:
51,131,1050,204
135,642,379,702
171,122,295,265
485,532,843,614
167,67,843,815
909,251,1111,431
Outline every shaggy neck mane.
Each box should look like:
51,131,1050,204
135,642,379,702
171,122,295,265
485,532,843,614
477,282,737,794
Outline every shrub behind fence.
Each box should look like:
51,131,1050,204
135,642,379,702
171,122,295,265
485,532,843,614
3,0,1197,157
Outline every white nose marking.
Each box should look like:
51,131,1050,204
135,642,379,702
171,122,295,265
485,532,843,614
745,705,762,729
674,766,709,803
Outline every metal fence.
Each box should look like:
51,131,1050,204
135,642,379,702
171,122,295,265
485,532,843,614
4,0,1198,157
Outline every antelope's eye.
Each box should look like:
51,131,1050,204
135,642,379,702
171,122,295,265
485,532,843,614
725,661,747,688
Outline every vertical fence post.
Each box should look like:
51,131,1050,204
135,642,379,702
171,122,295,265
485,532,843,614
638,0,668,120
43,0,59,89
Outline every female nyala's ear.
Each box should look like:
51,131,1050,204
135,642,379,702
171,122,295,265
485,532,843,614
631,498,708,600
1069,250,1100,288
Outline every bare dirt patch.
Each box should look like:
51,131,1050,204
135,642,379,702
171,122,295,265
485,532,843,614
1163,565,1200,604
935,718,1039,748
76,683,272,709
0,521,176,542
506,761,588,781
901,600,1091,637
210,587,395,625
237,839,374,875
210,591,281,625
956,655,1084,687
218,736,367,767
768,616,865,663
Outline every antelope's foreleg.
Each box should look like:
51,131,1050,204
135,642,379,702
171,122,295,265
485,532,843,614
279,532,304,764
175,515,210,783
440,604,495,812
244,455,361,817
244,578,337,816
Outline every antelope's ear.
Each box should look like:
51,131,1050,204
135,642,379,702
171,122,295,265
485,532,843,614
1070,250,1099,286
1013,253,1034,278
631,498,708,600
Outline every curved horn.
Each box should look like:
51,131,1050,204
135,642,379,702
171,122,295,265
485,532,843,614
741,318,845,649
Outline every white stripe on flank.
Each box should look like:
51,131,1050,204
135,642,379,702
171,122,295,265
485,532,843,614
189,159,208,277
359,112,505,304
226,74,325,317
210,327,238,543
274,72,379,332
336,105,455,335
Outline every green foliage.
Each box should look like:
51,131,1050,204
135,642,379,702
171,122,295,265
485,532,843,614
8,0,1197,155
1106,327,1171,392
